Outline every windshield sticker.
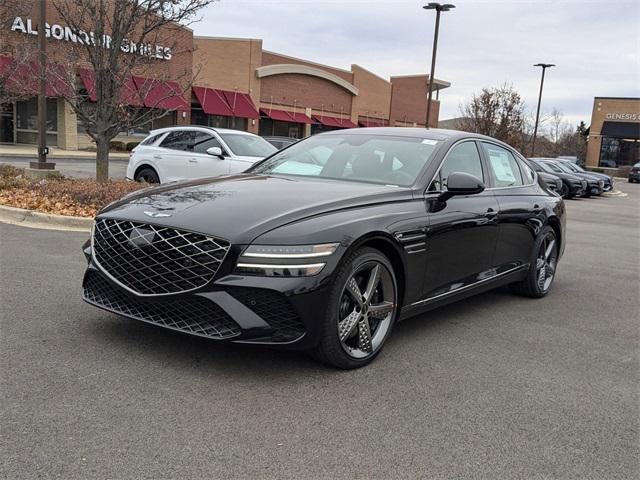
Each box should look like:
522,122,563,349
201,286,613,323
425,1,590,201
421,139,439,145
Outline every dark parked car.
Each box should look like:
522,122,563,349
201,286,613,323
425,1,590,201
628,162,640,183
544,159,604,196
528,158,587,199
555,159,614,191
82,128,566,369
537,171,563,193
262,136,299,150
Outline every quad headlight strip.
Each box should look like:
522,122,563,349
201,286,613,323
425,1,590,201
235,243,339,277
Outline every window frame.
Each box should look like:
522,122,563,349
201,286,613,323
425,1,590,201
479,141,537,190
426,139,487,193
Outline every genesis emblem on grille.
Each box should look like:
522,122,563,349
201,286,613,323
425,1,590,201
128,227,156,248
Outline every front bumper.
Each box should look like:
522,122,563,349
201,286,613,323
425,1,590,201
82,252,333,350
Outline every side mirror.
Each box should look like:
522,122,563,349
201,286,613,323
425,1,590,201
438,172,485,202
206,146,224,158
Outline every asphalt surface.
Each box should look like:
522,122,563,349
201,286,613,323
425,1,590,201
0,157,128,179
1,185,639,480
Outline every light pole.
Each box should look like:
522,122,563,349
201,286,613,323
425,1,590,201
531,63,555,156
423,2,454,128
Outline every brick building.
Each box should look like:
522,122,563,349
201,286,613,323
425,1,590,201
585,97,640,170
0,3,450,149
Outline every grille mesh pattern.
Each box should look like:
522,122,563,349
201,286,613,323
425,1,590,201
83,271,240,339
93,218,230,295
227,287,305,342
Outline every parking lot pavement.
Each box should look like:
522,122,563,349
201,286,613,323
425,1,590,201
0,157,128,179
1,186,638,480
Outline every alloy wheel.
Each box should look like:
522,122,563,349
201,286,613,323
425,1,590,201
337,261,396,359
536,233,557,292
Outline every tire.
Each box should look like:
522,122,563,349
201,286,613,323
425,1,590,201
559,182,569,198
311,247,399,369
134,167,160,183
510,226,558,298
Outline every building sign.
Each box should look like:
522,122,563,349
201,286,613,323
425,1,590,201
605,113,639,121
10,16,172,61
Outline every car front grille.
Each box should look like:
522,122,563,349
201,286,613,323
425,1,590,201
83,271,241,339
227,287,305,342
92,218,230,295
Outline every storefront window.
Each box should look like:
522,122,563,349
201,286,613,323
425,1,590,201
258,117,303,138
599,137,640,168
192,108,248,131
15,98,58,145
77,108,176,136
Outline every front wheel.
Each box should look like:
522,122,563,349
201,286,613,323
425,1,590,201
559,182,569,198
510,226,558,298
311,247,398,369
134,167,160,183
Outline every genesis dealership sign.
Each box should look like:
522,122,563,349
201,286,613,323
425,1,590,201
10,16,172,61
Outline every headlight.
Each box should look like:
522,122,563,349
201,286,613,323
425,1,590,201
235,243,339,277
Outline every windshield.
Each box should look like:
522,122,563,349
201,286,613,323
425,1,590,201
555,162,577,174
248,133,440,186
541,162,564,174
220,134,277,157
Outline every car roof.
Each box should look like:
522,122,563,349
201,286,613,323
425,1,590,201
321,127,513,143
149,126,258,136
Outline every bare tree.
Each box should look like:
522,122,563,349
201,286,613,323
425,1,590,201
458,83,526,150
0,0,38,104
50,0,215,182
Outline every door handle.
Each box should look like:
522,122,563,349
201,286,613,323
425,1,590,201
188,159,198,163
485,207,498,218
153,154,162,160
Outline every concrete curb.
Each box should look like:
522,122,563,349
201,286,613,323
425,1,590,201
0,153,129,161
0,205,92,232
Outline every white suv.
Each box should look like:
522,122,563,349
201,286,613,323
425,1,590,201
126,126,277,183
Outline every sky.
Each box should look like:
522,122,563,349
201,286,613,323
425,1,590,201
193,0,640,128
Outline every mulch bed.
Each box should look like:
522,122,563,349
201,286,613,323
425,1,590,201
0,164,146,218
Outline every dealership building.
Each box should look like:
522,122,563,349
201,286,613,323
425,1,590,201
586,97,640,170
0,4,450,149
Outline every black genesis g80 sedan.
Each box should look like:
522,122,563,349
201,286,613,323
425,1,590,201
82,128,566,369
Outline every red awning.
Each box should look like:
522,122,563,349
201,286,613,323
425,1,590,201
261,108,295,122
192,86,234,116
132,76,189,111
78,69,143,107
359,118,389,127
313,115,358,128
0,57,73,98
78,68,96,101
222,90,259,119
290,112,314,124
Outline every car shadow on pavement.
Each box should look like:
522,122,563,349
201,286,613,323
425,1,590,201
86,287,512,377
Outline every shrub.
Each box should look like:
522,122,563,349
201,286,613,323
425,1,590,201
109,140,126,151
126,141,140,151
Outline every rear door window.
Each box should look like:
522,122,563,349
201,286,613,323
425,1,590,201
482,143,523,187
159,131,193,151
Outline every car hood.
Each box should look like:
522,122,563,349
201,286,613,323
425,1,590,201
98,174,412,244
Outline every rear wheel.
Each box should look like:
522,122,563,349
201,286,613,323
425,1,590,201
312,247,398,369
510,226,558,298
135,167,159,183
